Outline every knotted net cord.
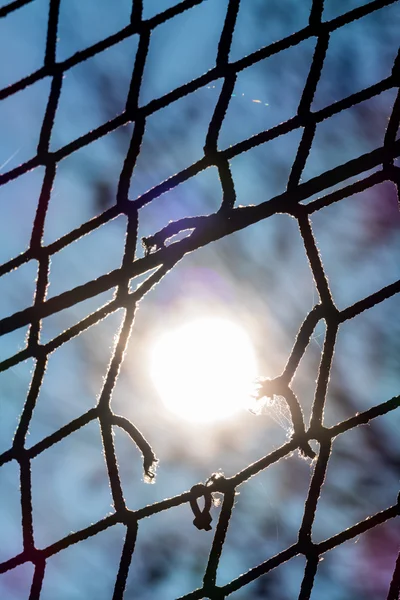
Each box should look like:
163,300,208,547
0,0,399,598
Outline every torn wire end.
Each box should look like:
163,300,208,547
142,236,164,256
143,456,158,484
111,414,158,484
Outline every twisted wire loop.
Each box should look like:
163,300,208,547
0,0,399,598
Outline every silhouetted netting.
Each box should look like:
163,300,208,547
0,0,399,598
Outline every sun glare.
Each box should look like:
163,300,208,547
150,318,257,422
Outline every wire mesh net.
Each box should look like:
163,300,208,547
0,0,399,598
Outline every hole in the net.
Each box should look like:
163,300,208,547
230,0,312,62
0,0,47,89
229,128,303,205
220,37,316,149
130,83,222,199
310,180,400,309
40,523,126,600
0,357,34,454
40,288,116,345
139,0,228,106
125,503,212,599
0,78,50,173
112,231,315,478
31,419,114,548
0,260,38,320
51,34,139,150
0,460,23,562
227,554,306,599
46,214,127,298
28,309,124,447
45,123,134,244
130,212,316,409
135,165,222,259
56,0,132,61
0,562,34,600
325,292,400,423
313,424,399,545
304,88,397,182
315,3,399,111
217,457,312,587
0,167,44,265
310,525,400,600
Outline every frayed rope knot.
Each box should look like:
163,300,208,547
190,484,213,531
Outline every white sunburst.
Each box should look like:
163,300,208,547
150,318,258,423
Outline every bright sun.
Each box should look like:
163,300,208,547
150,318,258,422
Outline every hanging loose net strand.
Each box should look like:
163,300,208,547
0,0,400,598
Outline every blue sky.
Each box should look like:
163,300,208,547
0,1,399,598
